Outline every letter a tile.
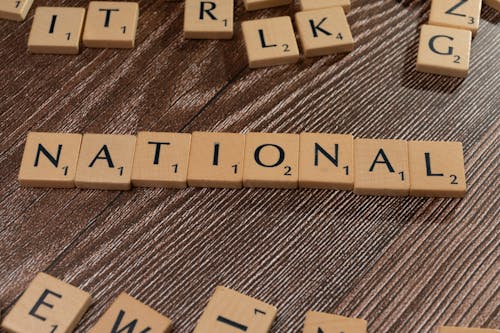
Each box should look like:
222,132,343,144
416,24,471,78
408,141,466,197
19,132,82,188
242,16,299,68
429,0,482,35
194,286,277,333
89,293,172,333
353,139,410,196
184,0,234,39
75,134,136,190
0,0,34,21
1,273,92,333
438,327,500,333
28,7,86,55
83,1,139,48
303,311,367,333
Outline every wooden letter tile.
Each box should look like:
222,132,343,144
303,311,367,333
243,0,292,11
0,0,34,21
353,139,410,196
299,133,354,190
89,293,172,333
83,1,139,48
194,286,277,333
75,134,136,190
187,132,246,188
416,24,471,78
295,7,354,58
429,0,482,35
408,141,466,197
439,327,500,333
131,132,191,188
1,273,92,333
484,0,500,11
243,133,300,189
242,16,299,68
299,0,351,12
184,0,234,39
28,7,86,55
18,132,82,188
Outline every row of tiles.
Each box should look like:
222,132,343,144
19,132,467,197
2,272,497,333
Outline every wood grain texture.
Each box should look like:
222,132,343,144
0,0,498,332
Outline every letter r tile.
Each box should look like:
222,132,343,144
194,286,277,333
1,273,92,333
89,293,172,333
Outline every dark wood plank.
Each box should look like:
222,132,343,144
0,0,498,332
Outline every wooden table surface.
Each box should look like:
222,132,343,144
0,0,498,332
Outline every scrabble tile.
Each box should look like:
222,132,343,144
242,17,299,68
429,0,482,35
303,311,367,333
83,1,139,48
243,0,292,11
353,139,410,196
408,141,466,197
187,132,246,188
243,133,300,189
28,7,86,55
131,132,191,188
1,273,92,333
89,293,172,333
18,132,82,188
295,7,355,58
194,286,277,333
0,0,34,21
416,24,471,78
299,0,351,12
484,0,500,11
299,133,354,190
184,0,234,39
75,134,136,190
438,327,500,333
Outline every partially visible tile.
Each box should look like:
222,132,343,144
0,0,34,21
303,311,367,333
429,0,482,35
438,327,500,333
194,286,277,333
299,133,354,190
416,24,471,78
242,16,299,68
83,1,139,48
299,0,351,12
131,132,191,188
28,7,86,55
75,134,136,190
1,273,92,333
484,0,500,11
243,133,300,189
19,132,82,188
353,139,410,196
89,293,172,333
408,141,466,197
184,0,233,39
295,7,354,58
187,132,246,188
243,0,292,11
